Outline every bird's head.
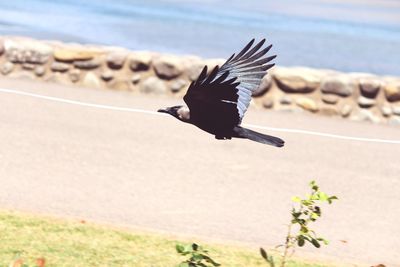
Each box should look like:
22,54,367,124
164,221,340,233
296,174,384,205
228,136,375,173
157,105,191,122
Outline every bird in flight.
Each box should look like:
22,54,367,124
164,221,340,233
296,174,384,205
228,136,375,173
158,39,285,147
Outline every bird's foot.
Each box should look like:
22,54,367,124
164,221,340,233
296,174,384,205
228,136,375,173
215,135,232,140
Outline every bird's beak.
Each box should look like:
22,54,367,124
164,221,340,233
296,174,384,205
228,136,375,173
157,108,170,114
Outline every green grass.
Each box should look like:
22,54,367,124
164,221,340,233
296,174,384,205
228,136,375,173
0,211,335,267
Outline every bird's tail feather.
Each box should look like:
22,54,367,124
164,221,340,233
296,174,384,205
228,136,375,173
233,126,284,147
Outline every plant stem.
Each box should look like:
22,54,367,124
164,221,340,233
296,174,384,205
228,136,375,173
280,223,293,267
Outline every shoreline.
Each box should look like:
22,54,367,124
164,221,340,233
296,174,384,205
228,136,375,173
0,35,399,126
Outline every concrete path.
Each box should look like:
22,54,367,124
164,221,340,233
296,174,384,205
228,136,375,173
0,78,399,266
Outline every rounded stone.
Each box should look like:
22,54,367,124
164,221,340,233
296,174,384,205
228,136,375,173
321,76,355,97
273,67,321,93
381,106,392,117
9,50,50,65
204,59,225,72
101,70,114,81
322,94,339,105
109,80,131,91
358,96,376,108
22,63,35,70
69,69,81,83
4,38,53,55
82,72,101,88
73,59,101,70
186,63,205,81
6,49,23,63
0,40,4,56
170,79,187,93
131,74,141,84
106,52,127,69
359,78,382,98
140,77,167,94
351,109,380,123
1,62,14,75
296,97,319,112
54,48,102,62
153,56,183,79
129,52,152,71
341,104,353,117
34,66,46,77
51,62,70,72
384,82,400,102
262,98,274,109
280,96,292,105
393,106,400,116
252,74,272,97
26,51,49,64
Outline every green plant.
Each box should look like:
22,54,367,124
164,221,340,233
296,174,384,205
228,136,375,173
176,243,221,267
260,247,275,267
261,180,338,267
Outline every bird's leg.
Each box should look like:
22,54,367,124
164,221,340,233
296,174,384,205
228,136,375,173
215,135,226,140
215,135,232,140
215,128,233,140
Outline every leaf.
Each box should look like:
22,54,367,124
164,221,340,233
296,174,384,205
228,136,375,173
317,238,329,245
176,244,186,254
260,247,268,260
291,211,301,218
192,243,199,251
291,196,301,203
178,262,190,267
184,244,194,253
269,256,276,267
297,236,305,247
311,239,321,248
210,259,221,267
314,206,321,215
318,192,329,201
192,253,205,261
309,180,318,191
311,212,319,220
328,196,338,204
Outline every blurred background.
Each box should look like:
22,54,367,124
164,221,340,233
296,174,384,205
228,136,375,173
0,0,399,75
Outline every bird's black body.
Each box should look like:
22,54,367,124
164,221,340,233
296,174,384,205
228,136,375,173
158,39,285,147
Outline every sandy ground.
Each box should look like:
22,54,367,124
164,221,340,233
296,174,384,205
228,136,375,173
0,78,399,266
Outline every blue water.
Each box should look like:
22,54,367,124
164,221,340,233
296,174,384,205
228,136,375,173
1,0,400,75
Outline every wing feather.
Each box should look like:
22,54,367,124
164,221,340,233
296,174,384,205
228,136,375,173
184,39,276,128
241,39,266,60
232,39,255,60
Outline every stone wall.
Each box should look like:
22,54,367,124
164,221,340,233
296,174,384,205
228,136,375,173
1,36,400,125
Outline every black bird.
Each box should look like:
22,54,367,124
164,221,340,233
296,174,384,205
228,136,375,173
158,39,285,147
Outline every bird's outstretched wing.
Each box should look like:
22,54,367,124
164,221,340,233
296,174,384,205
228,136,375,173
184,39,276,127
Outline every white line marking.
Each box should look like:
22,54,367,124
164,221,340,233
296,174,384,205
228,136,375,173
0,88,163,116
1,87,399,144
243,123,400,144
